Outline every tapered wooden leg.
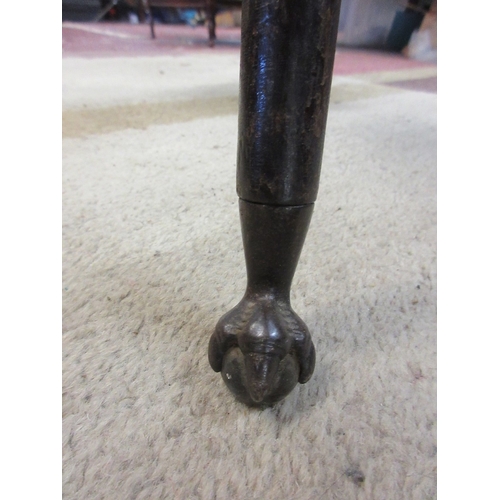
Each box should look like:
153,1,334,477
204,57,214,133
209,0,342,406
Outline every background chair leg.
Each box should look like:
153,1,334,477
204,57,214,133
206,0,216,46
148,2,156,38
209,0,342,406
137,0,146,22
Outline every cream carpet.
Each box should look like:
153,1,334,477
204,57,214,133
62,54,436,499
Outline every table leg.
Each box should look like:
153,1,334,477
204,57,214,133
209,0,342,406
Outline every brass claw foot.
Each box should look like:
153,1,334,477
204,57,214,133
209,293,316,406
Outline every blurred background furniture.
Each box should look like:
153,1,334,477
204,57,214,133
63,0,102,21
146,0,242,45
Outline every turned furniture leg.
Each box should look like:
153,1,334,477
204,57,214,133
209,0,342,406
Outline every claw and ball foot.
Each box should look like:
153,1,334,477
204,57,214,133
208,0,341,406
209,201,316,406
209,293,315,406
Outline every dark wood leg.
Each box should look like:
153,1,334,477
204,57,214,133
209,0,342,406
206,0,216,47
137,0,146,23
148,1,156,39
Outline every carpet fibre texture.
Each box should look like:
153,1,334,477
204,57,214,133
62,54,437,499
